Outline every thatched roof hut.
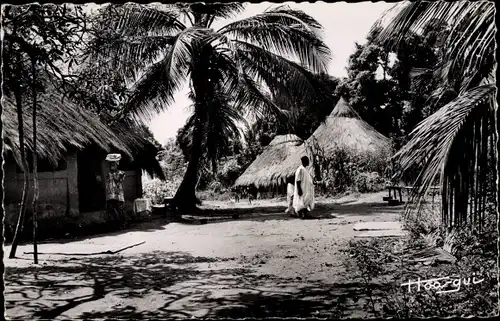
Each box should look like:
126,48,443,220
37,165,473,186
2,80,164,179
306,97,393,165
234,134,310,188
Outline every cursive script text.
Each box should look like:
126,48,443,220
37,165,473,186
401,274,484,294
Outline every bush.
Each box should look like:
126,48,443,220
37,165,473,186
355,171,387,193
207,180,224,194
198,189,233,202
217,158,242,187
402,201,442,237
142,178,178,204
343,234,498,318
343,203,498,319
316,148,389,196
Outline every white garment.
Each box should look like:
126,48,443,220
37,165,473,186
293,165,315,212
285,183,294,213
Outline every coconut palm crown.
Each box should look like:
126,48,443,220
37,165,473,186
83,3,331,209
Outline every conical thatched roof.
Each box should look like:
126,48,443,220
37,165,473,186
306,97,392,161
234,134,309,188
2,79,165,179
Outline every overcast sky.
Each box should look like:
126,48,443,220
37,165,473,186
135,2,396,144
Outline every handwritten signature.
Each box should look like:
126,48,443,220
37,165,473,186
401,274,484,294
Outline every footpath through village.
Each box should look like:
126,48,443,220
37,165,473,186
4,192,411,320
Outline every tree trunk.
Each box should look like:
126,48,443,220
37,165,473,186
31,57,39,264
173,116,204,212
9,62,31,259
173,47,215,212
0,62,5,318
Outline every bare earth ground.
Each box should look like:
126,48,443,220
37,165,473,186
4,191,405,320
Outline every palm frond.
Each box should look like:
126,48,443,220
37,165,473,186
394,84,497,226
120,28,203,120
409,67,434,93
96,3,185,37
234,40,318,102
219,7,331,74
233,70,285,120
203,34,293,121
188,3,245,19
172,3,245,28
376,2,497,229
374,1,452,49
263,5,324,31
445,2,495,74
409,67,433,79
83,34,176,81
204,91,243,172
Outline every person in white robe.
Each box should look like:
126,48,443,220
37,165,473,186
293,156,315,219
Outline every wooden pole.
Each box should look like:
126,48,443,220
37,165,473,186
9,50,31,259
31,56,38,264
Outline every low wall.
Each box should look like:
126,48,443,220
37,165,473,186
5,171,69,205
4,152,79,215
4,155,143,242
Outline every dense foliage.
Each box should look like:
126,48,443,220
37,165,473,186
336,26,448,148
316,148,388,195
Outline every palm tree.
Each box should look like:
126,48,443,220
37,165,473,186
83,3,331,211
371,1,497,228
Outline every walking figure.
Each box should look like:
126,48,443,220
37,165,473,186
293,156,315,219
233,187,240,203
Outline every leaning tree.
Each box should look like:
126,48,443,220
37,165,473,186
84,3,331,211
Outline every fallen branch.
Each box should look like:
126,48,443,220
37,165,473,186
23,241,146,256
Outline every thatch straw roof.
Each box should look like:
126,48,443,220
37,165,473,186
234,134,310,188
2,79,165,179
306,97,392,161
110,120,166,180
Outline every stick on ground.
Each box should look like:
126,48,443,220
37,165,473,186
23,241,146,256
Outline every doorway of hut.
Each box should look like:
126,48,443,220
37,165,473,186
77,146,106,212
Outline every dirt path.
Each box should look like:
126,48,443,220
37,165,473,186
4,192,404,319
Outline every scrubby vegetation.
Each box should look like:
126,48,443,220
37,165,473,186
343,178,498,318
343,219,498,318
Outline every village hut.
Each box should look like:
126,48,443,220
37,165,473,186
234,134,312,197
2,80,165,235
306,97,393,171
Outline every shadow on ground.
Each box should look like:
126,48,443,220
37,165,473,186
186,201,404,224
5,251,388,319
6,198,405,247
7,215,174,246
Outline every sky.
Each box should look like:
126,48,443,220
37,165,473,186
141,2,397,144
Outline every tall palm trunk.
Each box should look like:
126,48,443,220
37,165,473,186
31,57,39,264
173,116,205,211
9,55,31,259
173,49,212,212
